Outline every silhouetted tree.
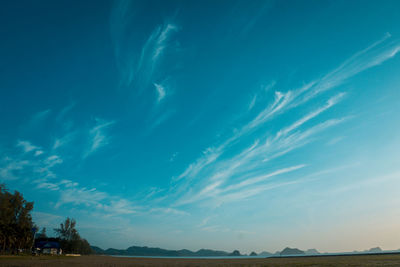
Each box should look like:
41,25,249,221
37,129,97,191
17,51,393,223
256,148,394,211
36,227,47,239
0,184,34,254
54,218,92,254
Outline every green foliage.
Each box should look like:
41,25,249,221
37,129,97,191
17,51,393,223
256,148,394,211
36,227,47,239
54,218,92,254
0,183,34,253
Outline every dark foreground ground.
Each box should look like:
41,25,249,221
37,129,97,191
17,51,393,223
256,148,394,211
2,254,400,267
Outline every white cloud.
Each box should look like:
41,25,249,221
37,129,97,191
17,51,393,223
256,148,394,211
17,140,40,153
152,24,178,62
31,109,51,123
169,35,400,209
125,22,179,90
55,186,108,208
44,155,63,168
84,119,115,158
223,165,306,192
294,33,400,106
248,95,257,110
149,207,188,216
56,102,76,122
276,92,346,139
36,182,60,191
154,83,166,102
0,158,30,180
34,150,44,156
53,131,77,150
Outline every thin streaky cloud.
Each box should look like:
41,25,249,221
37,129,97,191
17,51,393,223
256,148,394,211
132,22,179,91
213,178,309,206
295,34,400,106
34,150,44,156
84,119,115,158
53,131,77,150
172,35,397,189
263,117,349,162
172,109,348,207
154,83,166,102
222,164,306,193
0,159,30,180
248,94,257,110
152,23,178,62
327,136,345,146
56,102,76,122
175,165,305,206
276,92,346,139
31,109,51,123
240,1,273,35
149,109,175,130
16,140,40,153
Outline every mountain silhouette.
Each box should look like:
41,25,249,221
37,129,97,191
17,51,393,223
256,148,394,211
91,245,241,257
280,247,305,255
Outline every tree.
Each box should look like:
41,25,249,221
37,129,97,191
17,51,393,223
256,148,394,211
36,227,47,239
54,218,92,254
54,218,79,242
0,184,34,254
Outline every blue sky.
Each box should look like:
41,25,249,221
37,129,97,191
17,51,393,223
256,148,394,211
1,0,400,253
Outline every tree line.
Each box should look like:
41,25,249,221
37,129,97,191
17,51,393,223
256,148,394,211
0,183,92,255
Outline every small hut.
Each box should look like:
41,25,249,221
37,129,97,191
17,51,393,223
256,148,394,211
34,238,62,255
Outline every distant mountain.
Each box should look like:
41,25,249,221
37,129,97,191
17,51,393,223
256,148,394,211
280,247,305,255
194,249,230,257
258,251,273,257
229,250,241,256
250,251,257,256
305,248,320,255
91,245,239,257
366,247,382,253
91,246,105,254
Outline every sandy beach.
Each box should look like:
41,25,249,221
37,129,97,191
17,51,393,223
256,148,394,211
2,254,400,266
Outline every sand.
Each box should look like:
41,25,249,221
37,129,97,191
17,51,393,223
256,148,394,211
2,254,400,266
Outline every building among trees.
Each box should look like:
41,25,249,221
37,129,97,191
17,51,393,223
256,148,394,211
34,238,62,255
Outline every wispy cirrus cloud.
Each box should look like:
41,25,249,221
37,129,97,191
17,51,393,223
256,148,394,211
53,131,76,150
172,94,347,206
56,102,76,122
134,22,179,92
17,140,41,153
154,83,166,103
0,158,30,180
55,186,108,208
31,109,51,123
113,15,179,92
167,35,399,209
83,119,115,159
294,33,400,106
175,165,306,206
1,106,146,220
2,139,140,218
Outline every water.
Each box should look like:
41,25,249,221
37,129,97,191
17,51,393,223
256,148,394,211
110,251,400,259
111,255,269,259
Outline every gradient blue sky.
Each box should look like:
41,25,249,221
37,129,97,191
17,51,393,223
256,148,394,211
1,0,400,253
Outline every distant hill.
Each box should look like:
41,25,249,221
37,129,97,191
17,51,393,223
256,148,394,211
305,248,320,255
91,245,239,257
250,251,257,256
366,247,382,253
91,246,104,254
229,250,241,256
280,247,305,255
258,251,273,257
